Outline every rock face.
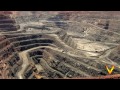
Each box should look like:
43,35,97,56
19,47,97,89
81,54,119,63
108,45,120,64
0,12,20,31
0,12,20,79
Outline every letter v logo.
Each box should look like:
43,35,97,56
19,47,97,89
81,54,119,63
106,65,115,74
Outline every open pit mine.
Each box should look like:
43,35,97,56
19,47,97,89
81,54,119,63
0,11,120,79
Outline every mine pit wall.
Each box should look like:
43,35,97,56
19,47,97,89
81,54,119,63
22,46,116,78
27,48,64,78
67,36,77,49
0,32,63,78
0,44,14,60
0,35,6,42
0,14,20,31
0,35,22,79
1,33,65,79
4,33,70,52
42,48,108,77
0,39,11,50
28,49,44,64
0,36,11,79
41,48,88,78
58,31,77,49
5,34,53,42
24,49,52,79
17,52,37,79
42,50,52,61
39,50,66,78
108,46,120,64
28,47,54,63
0,13,21,78
23,64,35,79
0,19,16,24
0,33,78,79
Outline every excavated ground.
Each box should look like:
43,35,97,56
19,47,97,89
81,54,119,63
0,12,120,79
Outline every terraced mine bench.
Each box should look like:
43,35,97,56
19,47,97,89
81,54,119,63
21,47,107,79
